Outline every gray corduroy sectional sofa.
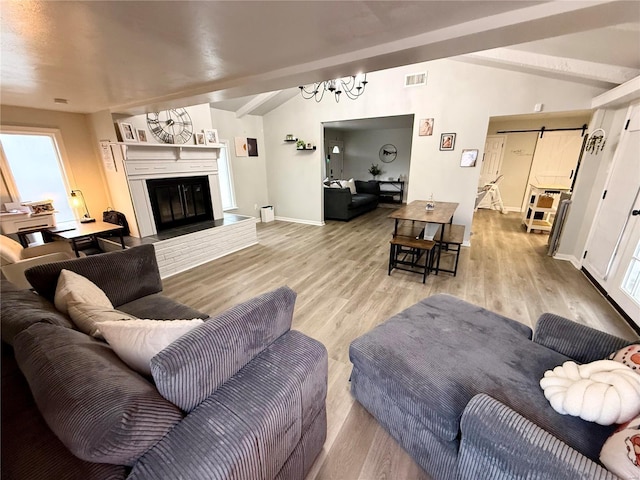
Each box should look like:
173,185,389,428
1,244,327,479
350,294,633,479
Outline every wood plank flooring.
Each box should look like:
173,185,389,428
162,207,638,480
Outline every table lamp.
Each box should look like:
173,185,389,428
70,190,95,223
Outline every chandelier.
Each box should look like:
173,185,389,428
299,74,368,102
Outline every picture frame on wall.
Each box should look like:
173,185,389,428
137,129,148,143
419,118,434,136
460,149,479,167
439,133,456,151
247,138,258,157
195,133,205,145
203,129,219,145
118,122,137,142
235,137,248,157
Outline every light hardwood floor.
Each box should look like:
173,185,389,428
162,207,638,480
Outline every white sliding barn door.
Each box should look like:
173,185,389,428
520,130,584,212
583,104,640,325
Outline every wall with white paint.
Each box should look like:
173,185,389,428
263,58,605,237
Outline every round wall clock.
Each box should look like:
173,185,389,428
379,144,397,163
146,108,193,144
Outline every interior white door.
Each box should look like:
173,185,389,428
528,130,584,187
583,104,640,324
479,135,505,186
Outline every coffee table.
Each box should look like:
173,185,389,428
47,220,125,257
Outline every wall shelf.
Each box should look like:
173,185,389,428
296,146,316,151
284,138,298,143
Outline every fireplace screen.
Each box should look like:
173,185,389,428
147,176,213,231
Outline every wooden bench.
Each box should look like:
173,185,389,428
389,235,436,284
434,224,465,276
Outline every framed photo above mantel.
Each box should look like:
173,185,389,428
203,129,219,145
118,122,137,143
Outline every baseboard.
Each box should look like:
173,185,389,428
552,253,581,269
274,216,325,226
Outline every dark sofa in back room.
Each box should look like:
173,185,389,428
324,180,379,221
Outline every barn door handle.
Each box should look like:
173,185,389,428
633,210,640,216
569,169,574,179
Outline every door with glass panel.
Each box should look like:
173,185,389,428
608,192,640,324
582,104,640,325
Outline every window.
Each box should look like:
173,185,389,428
0,129,75,222
217,140,237,211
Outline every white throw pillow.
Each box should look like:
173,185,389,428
67,301,137,338
347,178,356,194
54,270,113,315
99,319,204,375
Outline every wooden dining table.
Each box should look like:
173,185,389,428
389,200,459,274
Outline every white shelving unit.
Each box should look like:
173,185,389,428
522,184,571,233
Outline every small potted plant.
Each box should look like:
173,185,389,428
368,163,382,179
296,140,306,150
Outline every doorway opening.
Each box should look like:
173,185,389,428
479,111,591,214
322,114,414,208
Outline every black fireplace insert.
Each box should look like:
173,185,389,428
147,176,213,231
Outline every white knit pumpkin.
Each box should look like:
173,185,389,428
540,360,640,425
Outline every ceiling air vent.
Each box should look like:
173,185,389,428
404,72,427,87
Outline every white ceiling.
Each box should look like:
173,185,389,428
1,1,639,116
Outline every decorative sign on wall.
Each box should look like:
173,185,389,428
235,137,248,157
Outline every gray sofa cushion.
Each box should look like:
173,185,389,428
152,286,296,412
1,346,127,480
118,293,209,320
130,330,328,479
1,280,74,345
25,245,162,307
349,293,616,461
350,193,377,208
13,323,183,466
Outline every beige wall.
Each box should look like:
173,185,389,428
0,105,110,220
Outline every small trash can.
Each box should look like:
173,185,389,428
260,205,274,223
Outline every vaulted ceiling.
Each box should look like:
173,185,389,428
1,1,638,116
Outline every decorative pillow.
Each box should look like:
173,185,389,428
600,414,640,479
330,181,342,189
67,301,137,338
346,178,356,194
99,319,204,375
540,360,640,425
609,344,640,373
54,270,112,315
